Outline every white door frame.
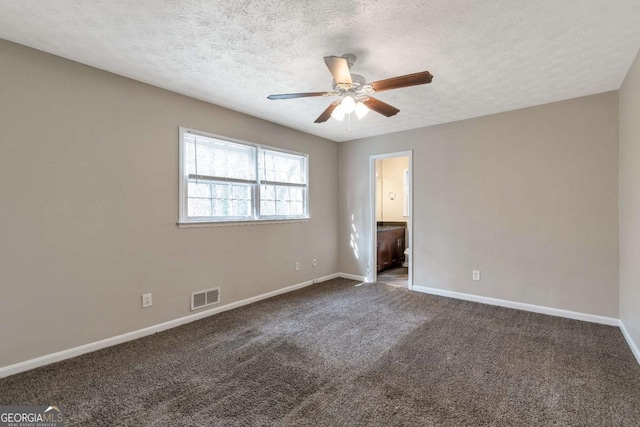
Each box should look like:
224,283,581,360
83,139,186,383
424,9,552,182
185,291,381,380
369,150,413,289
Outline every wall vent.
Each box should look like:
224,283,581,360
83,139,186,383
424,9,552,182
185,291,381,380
191,287,220,311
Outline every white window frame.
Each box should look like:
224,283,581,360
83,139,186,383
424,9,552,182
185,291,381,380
178,127,310,226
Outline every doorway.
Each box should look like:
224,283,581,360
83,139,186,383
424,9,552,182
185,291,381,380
369,151,413,289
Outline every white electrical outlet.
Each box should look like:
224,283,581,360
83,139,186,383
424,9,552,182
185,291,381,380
295,261,300,271
142,293,152,308
473,270,481,281
312,258,318,268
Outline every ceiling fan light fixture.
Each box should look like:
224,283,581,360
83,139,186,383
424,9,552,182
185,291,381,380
355,101,369,119
331,103,345,121
341,95,356,114
267,54,432,125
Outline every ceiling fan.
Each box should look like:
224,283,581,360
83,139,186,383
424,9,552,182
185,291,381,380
267,54,433,124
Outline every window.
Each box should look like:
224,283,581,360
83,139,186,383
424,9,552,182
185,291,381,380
179,128,309,224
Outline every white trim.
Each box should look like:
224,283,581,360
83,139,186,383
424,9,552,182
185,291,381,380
0,278,320,379
412,286,620,326
179,127,187,223
2,274,632,378
314,273,340,283
177,218,310,228
407,153,413,290
337,272,367,282
620,321,640,366
369,150,413,289
184,127,308,157
0,273,364,378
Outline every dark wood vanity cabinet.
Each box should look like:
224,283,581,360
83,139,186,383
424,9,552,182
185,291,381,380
376,227,405,273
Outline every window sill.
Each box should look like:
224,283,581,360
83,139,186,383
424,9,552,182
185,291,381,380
177,217,311,228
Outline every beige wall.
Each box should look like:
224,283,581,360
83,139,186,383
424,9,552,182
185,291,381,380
377,157,410,222
619,50,640,348
0,40,338,367
339,92,619,317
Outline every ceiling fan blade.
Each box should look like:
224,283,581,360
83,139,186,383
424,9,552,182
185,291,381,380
362,97,400,117
324,56,352,85
370,71,433,93
267,92,333,100
314,100,341,123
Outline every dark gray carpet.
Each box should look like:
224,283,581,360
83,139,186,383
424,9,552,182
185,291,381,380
1,278,639,426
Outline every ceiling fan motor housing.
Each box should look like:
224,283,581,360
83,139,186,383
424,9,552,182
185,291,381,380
333,74,373,96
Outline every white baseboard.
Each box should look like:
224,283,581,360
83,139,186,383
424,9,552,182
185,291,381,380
4,275,631,379
620,321,640,366
412,285,620,326
1,275,341,379
314,273,340,283
337,272,367,282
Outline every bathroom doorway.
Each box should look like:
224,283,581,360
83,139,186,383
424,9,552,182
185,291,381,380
369,151,413,289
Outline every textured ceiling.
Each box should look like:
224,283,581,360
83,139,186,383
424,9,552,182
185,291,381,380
1,1,639,142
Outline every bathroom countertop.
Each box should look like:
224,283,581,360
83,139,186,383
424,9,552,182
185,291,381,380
377,225,406,232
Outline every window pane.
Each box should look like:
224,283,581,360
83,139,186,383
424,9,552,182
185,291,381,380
188,182,211,198
276,186,288,201
290,187,303,201
235,200,251,216
261,200,275,216
258,149,306,184
211,198,229,216
290,202,303,215
213,183,230,199
260,184,306,217
188,198,211,217
188,179,252,219
233,185,249,199
185,134,256,181
276,201,289,216
262,184,275,200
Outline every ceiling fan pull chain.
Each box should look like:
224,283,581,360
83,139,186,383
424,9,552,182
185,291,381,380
348,113,352,132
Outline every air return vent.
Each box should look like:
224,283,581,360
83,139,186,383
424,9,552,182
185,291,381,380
191,287,220,311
